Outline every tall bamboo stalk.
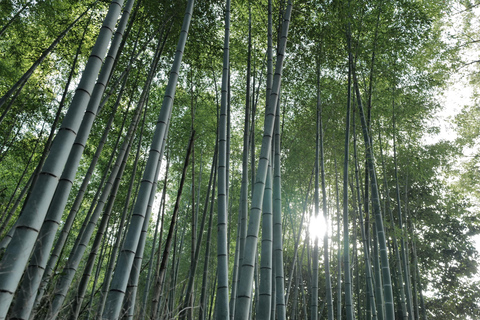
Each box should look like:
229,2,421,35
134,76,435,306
344,22,355,320
11,4,135,318
181,143,217,320
258,157,273,320
103,1,195,318
392,98,414,320
311,66,321,320
378,124,407,320
318,66,334,320
216,0,231,317
273,92,286,320
236,5,253,302
234,3,292,318
352,64,395,320
199,150,217,320
32,78,132,317
0,1,124,316
334,157,342,320
150,132,195,320
353,109,377,320
123,138,163,320
47,93,143,320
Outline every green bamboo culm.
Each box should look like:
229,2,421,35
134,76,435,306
32,74,130,316
107,28,169,320
217,0,231,318
344,23,355,320
0,5,88,251
150,131,192,320
199,147,218,320
334,157,342,320
353,110,378,320
47,91,143,320
392,92,415,320
234,8,253,313
46,25,161,317
258,157,273,320
102,0,195,318
352,65,395,320
319,62,334,320
378,122,407,319
8,2,135,318
230,18,250,320
123,137,164,320
181,143,216,320
311,72,321,320
234,2,292,319
273,91,286,320
0,1,124,317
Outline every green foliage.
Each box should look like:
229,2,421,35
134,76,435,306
0,0,479,319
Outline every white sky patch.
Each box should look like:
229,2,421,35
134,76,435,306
474,234,480,251
308,212,328,243
424,72,472,145
150,155,170,230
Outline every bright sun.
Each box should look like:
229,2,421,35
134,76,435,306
308,213,328,243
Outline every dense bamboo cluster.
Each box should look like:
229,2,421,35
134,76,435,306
0,0,479,319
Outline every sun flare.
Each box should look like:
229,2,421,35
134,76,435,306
308,213,328,242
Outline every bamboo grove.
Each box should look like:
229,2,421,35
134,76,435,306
0,0,479,319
